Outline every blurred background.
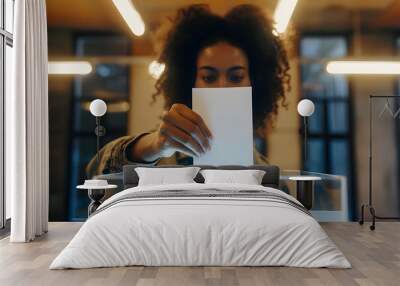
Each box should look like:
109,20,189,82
46,0,400,222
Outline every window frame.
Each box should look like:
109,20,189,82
0,0,14,232
65,32,131,221
298,32,357,220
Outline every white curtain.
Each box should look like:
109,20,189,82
7,0,49,242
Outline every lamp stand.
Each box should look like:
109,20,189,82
94,117,106,166
304,116,308,163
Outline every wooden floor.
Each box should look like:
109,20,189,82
0,222,399,286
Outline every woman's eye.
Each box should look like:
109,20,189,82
202,75,217,83
229,74,244,83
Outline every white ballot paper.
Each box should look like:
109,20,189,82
192,87,253,165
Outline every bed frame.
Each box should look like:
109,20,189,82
122,164,280,189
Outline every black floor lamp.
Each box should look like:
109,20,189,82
85,99,108,215
293,99,321,210
89,99,107,166
297,99,315,162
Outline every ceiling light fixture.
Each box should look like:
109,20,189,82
326,61,400,75
48,61,92,75
274,0,298,34
112,0,145,36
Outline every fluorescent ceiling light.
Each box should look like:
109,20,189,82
148,60,165,79
274,0,298,34
48,61,92,75
112,0,145,36
326,61,400,75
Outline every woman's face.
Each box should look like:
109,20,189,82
195,42,251,88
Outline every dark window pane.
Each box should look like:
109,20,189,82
328,102,348,133
69,137,94,220
74,63,130,100
330,140,349,176
76,36,130,56
308,102,324,133
301,63,326,89
301,64,348,99
300,37,347,59
329,75,349,98
305,139,325,172
74,36,131,101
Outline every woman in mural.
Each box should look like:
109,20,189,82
87,4,290,177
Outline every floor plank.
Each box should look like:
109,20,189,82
0,222,399,286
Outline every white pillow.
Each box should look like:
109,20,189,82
135,167,201,186
200,169,266,185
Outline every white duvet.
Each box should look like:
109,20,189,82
50,183,351,269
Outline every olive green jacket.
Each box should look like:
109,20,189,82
86,133,268,178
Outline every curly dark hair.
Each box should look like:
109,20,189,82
154,4,290,128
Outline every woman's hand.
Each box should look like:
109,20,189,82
130,104,212,162
154,103,212,157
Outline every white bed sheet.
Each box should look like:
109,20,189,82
50,183,351,269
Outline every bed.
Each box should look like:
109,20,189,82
50,165,350,269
